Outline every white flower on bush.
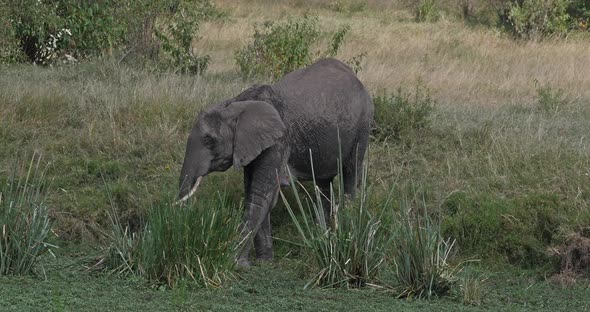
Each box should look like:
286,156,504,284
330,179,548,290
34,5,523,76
48,34,57,48
58,28,72,37
38,28,72,64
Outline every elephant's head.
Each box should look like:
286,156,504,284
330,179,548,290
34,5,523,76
177,100,286,202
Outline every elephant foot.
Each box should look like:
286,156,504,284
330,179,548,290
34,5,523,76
255,248,273,262
236,258,251,269
255,255,273,263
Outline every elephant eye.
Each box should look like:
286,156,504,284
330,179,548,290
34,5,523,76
203,134,217,147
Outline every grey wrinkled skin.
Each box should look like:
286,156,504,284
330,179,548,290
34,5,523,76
178,58,374,267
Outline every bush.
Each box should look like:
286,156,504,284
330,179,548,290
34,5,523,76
372,84,434,143
0,154,54,276
441,192,564,268
0,0,216,73
281,164,387,288
2,0,69,64
328,1,367,15
1,0,132,64
535,80,570,113
568,0,590,30
235,16,361,80
500,0,571,40
104,191,242,288
389,199,457,299
152,1,211,74
448,0,587,37
0,2,25,64
415,0,441,22
59,1,125,58
235,16,319,80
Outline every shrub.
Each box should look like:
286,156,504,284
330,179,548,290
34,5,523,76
328,1,367,15
389,200,457,299
346,52,367,74
104,191,242,288
235,16,320,80
281,163,387,288
2,0,132,63
504,0,590,36
3,0,69,64
235,16,361,79
372,84,434,143
568,0,590,30
117,0,217,74
415,0,441,23
153,1,211,74
441,192,564,268
0,0,216,72
59,1,125,58
500,0,571,40
326,24,351,58
0,2,24,64
0,154,54,275
534,80,570,113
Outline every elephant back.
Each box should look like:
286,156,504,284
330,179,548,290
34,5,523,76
272,58,373,180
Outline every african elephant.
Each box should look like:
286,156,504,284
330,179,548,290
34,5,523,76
178,58,374,267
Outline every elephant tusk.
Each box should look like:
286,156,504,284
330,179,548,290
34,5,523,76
177,176,202,204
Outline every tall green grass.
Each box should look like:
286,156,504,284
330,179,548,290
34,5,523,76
461,270,487,305
281,168,386,288
0,154,54,275
281,149,458,295
105,191,242,288
389,198,457,299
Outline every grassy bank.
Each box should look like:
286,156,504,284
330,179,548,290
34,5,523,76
0,246,589,311
1,61,587,265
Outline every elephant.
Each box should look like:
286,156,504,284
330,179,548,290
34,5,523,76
178,58,374,267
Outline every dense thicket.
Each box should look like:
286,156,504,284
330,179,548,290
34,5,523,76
415,0,589,39
0,0,220,72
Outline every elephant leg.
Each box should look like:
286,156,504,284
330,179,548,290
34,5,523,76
237,192,275,267
254,198,274,261
343,140,367,197
236,146,285,268
254,186,279,261
343,167,358,197
237,168,254,268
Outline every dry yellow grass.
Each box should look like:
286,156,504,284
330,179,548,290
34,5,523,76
197,0,590,107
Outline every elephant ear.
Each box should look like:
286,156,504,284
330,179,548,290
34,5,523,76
230,101,285,169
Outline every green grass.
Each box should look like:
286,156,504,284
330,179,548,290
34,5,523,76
0,62,249,240
281,164,387,289
461,270,487,306
0,246,589,311
389,198,457,299
0,154,54,275
103,190,242,288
